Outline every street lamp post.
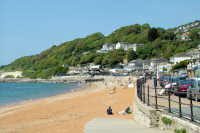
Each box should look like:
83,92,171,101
154,58,157,88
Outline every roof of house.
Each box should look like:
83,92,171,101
183,32,190,36
155,58,168,62
171,53,192,58
104,43,115,47
187,49,200,54
129,60,138,63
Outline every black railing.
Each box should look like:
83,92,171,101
137,77,200,122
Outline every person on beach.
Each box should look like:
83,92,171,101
105,81,108,89
117,106,131,115
107,106,113,115
158,81,171,96
109,86,116,94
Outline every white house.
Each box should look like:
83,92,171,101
187,49,200,59
116,42,129,49
97,42,143,53
102,43,115,50
116,42,143,51
181,32,190,40
169,53,192,64
97,43,115,53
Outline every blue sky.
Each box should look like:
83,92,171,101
0,0,200,66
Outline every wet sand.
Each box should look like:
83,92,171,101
0,76,136,133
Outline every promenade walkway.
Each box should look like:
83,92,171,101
84,118,171,133
144,79,200,118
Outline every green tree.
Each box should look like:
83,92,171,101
102,50,125,66
157,27,166,39
164,29,175,40
94,56,103,65
142,23,151,30
189,29,200,40
152,37,162,49
148,27,159,41
54,65,69,75
163,45,174,59
171,60,189,72
126,48,137,62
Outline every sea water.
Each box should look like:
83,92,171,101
0,82,87,107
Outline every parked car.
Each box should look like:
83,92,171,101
112,73,121,76
123,72,130,76
158,74,170,81
170,76,186,88
187,80,200,101
159,76,168,87
101,72,110,76
181,73,187,77
174,79,194,95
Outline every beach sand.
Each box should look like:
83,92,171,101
0,76,136,133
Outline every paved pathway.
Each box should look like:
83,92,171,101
144,79,200,120
84,118,171,133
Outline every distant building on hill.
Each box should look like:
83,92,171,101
169,53,192,64
181,32,190,40
96,42,143,53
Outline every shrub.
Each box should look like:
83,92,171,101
4,75,14,78
161,117,172,125
174,128,186,133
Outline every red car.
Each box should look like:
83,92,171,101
174,79,195,95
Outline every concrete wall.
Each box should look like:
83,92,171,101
134,94,160,127
159,114,200,133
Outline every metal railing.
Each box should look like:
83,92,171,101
137,77,200,122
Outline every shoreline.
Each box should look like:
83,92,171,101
0,76,136,133
0,82,89,108
0,75,107,83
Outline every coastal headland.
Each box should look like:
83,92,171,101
0,76,136,133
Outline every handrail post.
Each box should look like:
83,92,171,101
168,87,171,113
137,79,139,98
147,85,149,106
155,87,158,109
190,90,194,121
178,89,182,117
143,85,145,103
140,81,143,101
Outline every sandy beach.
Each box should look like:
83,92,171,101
0,76,136,133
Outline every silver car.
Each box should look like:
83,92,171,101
187,80,200,101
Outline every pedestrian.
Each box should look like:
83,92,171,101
158,81,171,96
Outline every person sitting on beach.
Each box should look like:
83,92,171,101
124,106,131,114
117,106,131,115
107,106,113,115
109,86,116,94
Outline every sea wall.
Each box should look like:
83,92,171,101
159,114,200,133
133,93,160,127
0,75,134,83
0,71,22,79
